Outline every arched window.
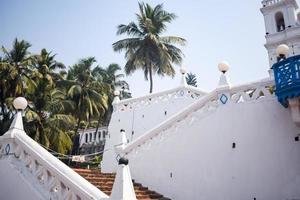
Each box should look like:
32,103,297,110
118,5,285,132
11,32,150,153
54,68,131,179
94,132,97,141
275,12,285,32
85,134,88,143
89,133,92,142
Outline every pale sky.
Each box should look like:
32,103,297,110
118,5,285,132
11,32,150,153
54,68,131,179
0,0,279,97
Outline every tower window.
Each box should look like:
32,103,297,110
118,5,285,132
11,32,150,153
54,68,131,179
275,12,285,32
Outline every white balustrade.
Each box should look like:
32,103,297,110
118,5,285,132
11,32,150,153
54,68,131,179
0,131,108,200
122,78,275,155
113,86,206,112
262,0,282,7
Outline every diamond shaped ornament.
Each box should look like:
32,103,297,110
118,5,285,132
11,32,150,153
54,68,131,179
220,94,228,104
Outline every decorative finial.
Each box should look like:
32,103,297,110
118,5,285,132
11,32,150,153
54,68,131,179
276,44,289,60
180,67,187,75
218,61,229,74
114,129,128,155
8,97,28,132
218,61,231,87
180,67,187,87
112,90,120,105
114,90,120,96
13,97,28,110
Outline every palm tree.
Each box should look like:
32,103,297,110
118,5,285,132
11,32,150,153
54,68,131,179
31,49,66,114
0,39,35,134
66,57,108,132
113,2,186,93
186,72,197,87
1,38,35,97
24,49,69,148
24,89,76,154
64,57,108,154
93,63,130,133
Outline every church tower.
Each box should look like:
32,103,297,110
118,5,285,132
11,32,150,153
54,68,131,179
261,0,300,67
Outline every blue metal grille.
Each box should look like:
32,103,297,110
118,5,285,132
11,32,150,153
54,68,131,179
273,55,300,107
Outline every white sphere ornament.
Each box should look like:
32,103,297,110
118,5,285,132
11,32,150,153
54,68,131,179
218,61,230,73
13,97,28,110
180,67,187,74
114,90,120,96
276,44,289,57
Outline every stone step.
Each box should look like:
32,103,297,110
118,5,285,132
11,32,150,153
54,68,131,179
73,168,171,200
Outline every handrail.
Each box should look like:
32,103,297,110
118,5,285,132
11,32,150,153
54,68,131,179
118,85,207,105
122,78,275,154
0,129,108,200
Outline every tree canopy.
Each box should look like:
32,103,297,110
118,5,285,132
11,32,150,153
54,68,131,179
113,2,186,93
0,39,130,154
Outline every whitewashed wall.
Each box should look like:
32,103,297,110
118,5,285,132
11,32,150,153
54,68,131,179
0,123,108,200
124,86,300,199
101,86,206,172
0,160,44,200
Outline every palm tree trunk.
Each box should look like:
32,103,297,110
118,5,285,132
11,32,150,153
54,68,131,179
95,114,103,137
75,117,81,136
149,65,153,93
72,117,81,155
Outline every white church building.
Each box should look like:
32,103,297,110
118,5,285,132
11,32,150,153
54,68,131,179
1,0,300,199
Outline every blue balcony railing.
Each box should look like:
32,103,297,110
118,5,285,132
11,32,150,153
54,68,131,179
272,55,300,107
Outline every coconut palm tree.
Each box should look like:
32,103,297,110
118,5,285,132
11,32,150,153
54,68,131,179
186,72,197,87
23,49,69,148
0,39,35,134
65,57,108,132
30,49,66,113
93,63,130,133
113,2,186,93
1,38,35,97
64,57,108,154
24,89,76,154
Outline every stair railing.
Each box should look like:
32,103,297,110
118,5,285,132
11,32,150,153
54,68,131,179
0,116,109,200
121,78,275,155
113,85,207,112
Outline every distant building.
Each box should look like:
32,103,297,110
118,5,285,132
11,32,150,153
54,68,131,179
78,127,108,154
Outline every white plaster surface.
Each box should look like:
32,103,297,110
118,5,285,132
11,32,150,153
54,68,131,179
109,164,137,200
126,98,300,200
102,86,205,172
0,160,44,200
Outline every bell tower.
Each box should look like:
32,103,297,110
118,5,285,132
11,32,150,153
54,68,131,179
261,0,300,67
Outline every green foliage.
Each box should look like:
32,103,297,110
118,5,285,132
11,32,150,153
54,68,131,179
113,2,186,93
0,38,130,154
186,72,198,87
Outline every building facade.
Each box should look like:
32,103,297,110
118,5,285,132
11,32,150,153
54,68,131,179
78,127,108,154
